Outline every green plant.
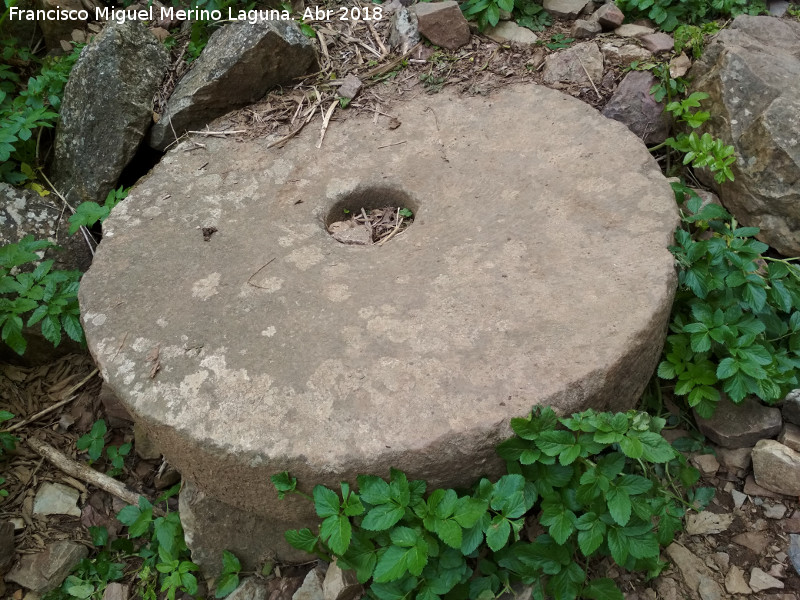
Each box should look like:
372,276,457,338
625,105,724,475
514,0,552,31
399,208,414,218
615,0,765,32
76,419,132,477
215,550,242,598
658,183,800,416
789,4,800,18
68,186,129,235
544,34,575,50
460,0,551,31
273,406,707,600
672,22,719,58
0,235,83,355
0,410,16,457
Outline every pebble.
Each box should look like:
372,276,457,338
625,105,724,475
32,482,81,517
764,503,788,519
789,534,800,576
293,568,325,600
750,567,784,592
732,531,770,554
685,511,734,535
731,489,747,508
724,566,752,595
692,454,720,476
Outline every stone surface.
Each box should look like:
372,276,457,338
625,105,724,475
716,446,752,471
750,567,784,592
744,474,782,499
768,0,790,16
590,3,624,29
32,482,81,517
602,70,669,145
731,489,747,508
685,511,733,535
98,382,133,428
0,521,14,574
227,577,268,600
639,32,674,53
779,423,800,453
102,582,130,600
600,41,652,65
486,21,539,45
134,422,162,460
543,0,589,18
33,0,84,50
689,15,800,256
54,22,168,207
669,52,692,78
336,75,362,101
789,534,800,576
752,439,800,496
410,1,470,50
732,531,770,553
149,20,317,151
763,503,788,519
695,395,781,448
665,543,724,600
389,7,420,52
691,453,720,476
81,85,679,570
725,566,752,595
293,568,325,600
543,41,603,86
782,389,800,426
570,19,602,39
322,560,361,600
5,541,88,593
614,23,655,37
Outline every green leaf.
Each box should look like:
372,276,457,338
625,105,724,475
362,503,405,531
374,546,413,583
271,472,297,498
606,487,631,526
453,497,487,529
221,550,241,575
485,515,511,551
313,485,341,518
576,514,605,557
607,528,628,566
634,431,675,463
618,435,643,459
434,518,462,549
215,572,240,598
583,578,623,600
320,514,351,555
358,475,391,505
285,529,319,553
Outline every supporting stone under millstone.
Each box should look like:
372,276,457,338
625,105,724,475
79,84,679,574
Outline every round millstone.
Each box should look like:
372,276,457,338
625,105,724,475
80,84,678,567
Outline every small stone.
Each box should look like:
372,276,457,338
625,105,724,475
696,395,781,449
590,3,625,29
322,559,361,600
5,541,88,593
731,489,748,508
293,568,325,600
778,423,800,453
769,563,786,579
134,422,162,460
717,446,753,471
744,474,782,498
227,577,268,600
328,221,371,245
764,503,788,519
768,0,790,16
776,551,787,563
0,521,15,574
600,42,652,65
692,453,720,476
543,0,589,18
154,465,181,490
790,534,800,576
655,577,678,600
336,75,362,101
732,531,770,554
543,41,603,87
665,544,724,599
33,482,81,517
570,19,602,39
102,582,130,600
685,511,734,535
669,52,691,78
601,70,669,145
70,29,85,43
638,32,673,53
614,23,654,37
485,21,539,45
782,389,800,426
725,566,752,595
750,567,784,592
410,0,470,50
698,576,722,600
9,518,24,530
389,7,420,53
98,382,132,428
753,440,800,496
712,552,729,571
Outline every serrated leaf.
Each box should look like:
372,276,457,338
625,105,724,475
358,475,391,505
435,518,462,549
215,572,240,598
362,503,405,531
373,546,413,583
583,578,623,600
313,485,341,518
320,514,351,555
485,515,511,551
285,529,319,553
607,528,628,566
606,487,631,526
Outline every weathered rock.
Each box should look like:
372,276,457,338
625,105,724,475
293,569,325,600
689,15,800,256
590,3,625,29
322,560,361,600
543,0,589,18
789,534,800,576
148,20,317,151
639,32,674,53
732,531,770,553
768,0,790,16
134,422,162,460
779,423,800,453
695,395,781,448
752,439,800,496
665,543,725,600
81,85,679,572
33,0,84,50
691,453,720,476
389,7,420,52
614,23,655,37
716,446,752,471
750,567,784,592
571,19,602,39
731,489,747,508
602,70,669,145
669,52,692,78
782,389,800,426
410,1,470,50
543,41,603,86
685,511,733,535
744,474,782,499
98,382,133,428
725,566,752,595
227,577,268,600
327,220,371,245
486,21,539,45
102,582,130,600
336,75,362,101
0,521,15,575
54,22,168,207
32,482,81,517
763,503,788,519
600,41,652,65
5,541,88,593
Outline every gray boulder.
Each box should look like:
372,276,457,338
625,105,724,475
602,70,670,145
53,21,168,207
148,20,317,151
690,15,800,256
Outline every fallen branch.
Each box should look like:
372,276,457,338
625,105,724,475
27,437,166,516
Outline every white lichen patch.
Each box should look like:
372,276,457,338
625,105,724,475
143,206,162,218
180,370,209,397
261,326,277,337
285,246,324,271
192,273,221,300
156,318,169,328
325,284,351,302
84,312,107,326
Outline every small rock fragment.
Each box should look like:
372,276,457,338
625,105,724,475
33,482,81,517
543,0,589,19
725,566,752,595
750,567,784,592
389,7,420,52
601,70,669,145
613,23,654,37
543,41,603,87
778,423,800,453
570,19,602,39
600,41,652,65
227,577,268,600
712,552,729,571
102,582,130,600
730,489,747,508
692,453,720,476
695,395,781,449
768,0,790,16
323,559,361,600
639,32,673,53
764,503,788,520
293,568,325,600
685,511,734,535
781,389,800,426
732,531,770,554
590,3,625,29
336,75,362,100
410,0,470,50
5,541,88,593
716,446,753,471
485,21,539,45
744,474,782,498
753,439,800,496
665,543,724,599
669,52,691,78
328,221,371,245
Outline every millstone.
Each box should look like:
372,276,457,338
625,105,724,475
80,84,679,571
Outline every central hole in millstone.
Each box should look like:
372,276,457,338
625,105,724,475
325,185,416,246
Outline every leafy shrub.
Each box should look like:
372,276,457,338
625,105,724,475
461,0,551,32
0,235,83,355
68,186,129,235
273,407,708,600
658,184,800,416
76,419,132,477
614,0,766,32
